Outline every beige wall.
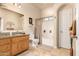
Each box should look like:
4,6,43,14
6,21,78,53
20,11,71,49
41,4,64,17
1,3,41,34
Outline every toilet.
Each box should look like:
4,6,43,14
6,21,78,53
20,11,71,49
29,33,39,48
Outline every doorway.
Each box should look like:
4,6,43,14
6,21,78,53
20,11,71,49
58,4,74,49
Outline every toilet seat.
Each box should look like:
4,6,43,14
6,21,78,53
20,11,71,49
32,39,39,48
29,33,39,48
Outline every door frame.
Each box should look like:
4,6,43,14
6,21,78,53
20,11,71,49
57,4,75,48
76,4,79,56
57,4,68,48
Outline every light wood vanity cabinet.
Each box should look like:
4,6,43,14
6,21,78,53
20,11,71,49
0,35,29,56
11,36,29,55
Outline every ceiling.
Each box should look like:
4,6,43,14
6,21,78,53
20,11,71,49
31,3,54,10
1,3,56,10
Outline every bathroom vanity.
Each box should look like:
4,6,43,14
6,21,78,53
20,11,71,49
0,34,29,56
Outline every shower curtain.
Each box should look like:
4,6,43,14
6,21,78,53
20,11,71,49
35,18,43,44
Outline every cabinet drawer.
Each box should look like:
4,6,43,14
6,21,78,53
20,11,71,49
0,39,10,45
18,37,26,41
12,37,26,43
12,37,19,43
12,36,29,43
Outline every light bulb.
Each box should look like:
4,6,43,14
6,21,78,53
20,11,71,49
18,5,21,8
13,3,21,8
14,3,17,6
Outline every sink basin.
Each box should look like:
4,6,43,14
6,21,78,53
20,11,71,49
11,32,25,36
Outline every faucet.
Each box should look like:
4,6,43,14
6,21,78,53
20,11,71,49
10,31,12,36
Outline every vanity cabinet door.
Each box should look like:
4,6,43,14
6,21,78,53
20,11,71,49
20,40,28,51
0,38,11,56
21,36,29,50
25,36,29,49
11,35,29,55
18,37,28,52
11,43,18,55
11,37,19,55
0,44,11,56
18,40,23,52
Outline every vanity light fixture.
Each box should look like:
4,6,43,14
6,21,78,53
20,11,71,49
13,3,21,8
44,18,49,21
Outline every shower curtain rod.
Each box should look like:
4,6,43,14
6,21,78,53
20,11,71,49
36,16,56,20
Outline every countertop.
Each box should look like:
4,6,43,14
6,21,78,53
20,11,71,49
0,34,29,39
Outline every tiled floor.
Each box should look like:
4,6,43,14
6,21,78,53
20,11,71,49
18,45,70,56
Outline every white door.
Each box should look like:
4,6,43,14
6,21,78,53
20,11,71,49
42,18,55,47
59,8,73,49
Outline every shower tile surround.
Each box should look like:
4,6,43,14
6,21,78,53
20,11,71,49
41,17,56,47
35,16,56,47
